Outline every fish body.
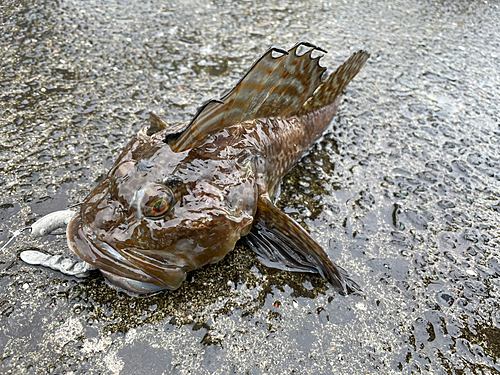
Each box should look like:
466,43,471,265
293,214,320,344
66,42,369,294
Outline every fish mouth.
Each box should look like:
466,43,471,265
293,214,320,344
66,213,186,294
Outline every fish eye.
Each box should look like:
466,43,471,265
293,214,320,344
140,183,174,218
148,197,170,217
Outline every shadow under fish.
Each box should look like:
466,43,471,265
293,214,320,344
20,41,369,295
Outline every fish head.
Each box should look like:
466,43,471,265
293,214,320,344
67,126,257,293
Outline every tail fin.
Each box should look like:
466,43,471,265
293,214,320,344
299,50,369,115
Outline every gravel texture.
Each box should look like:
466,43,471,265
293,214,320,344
1,0,500,373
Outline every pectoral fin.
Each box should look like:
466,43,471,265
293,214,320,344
244,196,359,294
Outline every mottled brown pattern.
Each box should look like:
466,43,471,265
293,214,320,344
66,43,369,294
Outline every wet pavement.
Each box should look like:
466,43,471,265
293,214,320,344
1,0,500,373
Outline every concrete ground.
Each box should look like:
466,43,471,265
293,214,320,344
1,0,499,373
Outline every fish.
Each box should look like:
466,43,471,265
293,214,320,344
64,41,369,294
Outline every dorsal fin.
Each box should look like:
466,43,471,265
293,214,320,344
169,41,327,152
147,112,190,141
147,112,169,136
299,50,369,115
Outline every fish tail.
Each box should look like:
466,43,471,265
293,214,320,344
299,50,369,115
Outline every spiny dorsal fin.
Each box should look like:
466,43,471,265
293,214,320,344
147,112,169,136
147,112,190,142
169,41,327,152
299,50,370,115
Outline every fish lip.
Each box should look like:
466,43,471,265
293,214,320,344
66,213,125,267
66,213,185,293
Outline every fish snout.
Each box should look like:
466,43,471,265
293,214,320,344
67,212,187,293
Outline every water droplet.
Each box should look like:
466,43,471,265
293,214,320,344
437,291,455,307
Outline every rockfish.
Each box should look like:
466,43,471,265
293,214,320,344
58,42,369,294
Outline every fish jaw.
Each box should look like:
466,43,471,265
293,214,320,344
66,212,187,293
67,200,255,293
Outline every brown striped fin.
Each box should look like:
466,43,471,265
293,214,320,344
298,50,370,115
169,41,327,152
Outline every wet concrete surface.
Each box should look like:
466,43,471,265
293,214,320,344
1,0,500,373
